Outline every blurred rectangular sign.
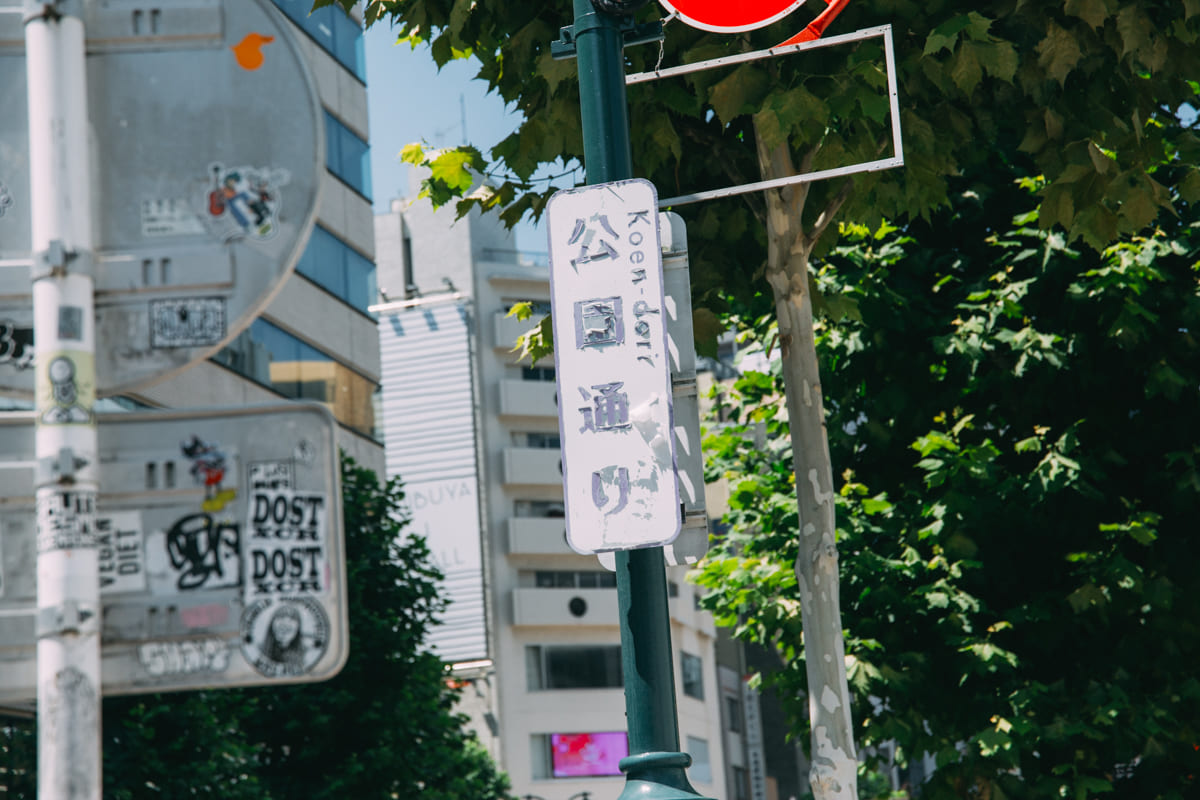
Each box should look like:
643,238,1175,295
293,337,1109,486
0,403,346,701
546,179,681,553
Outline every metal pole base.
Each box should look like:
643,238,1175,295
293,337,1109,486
616,752,715,800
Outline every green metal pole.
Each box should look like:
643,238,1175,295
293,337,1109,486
572,0,633,184
569,2,712,798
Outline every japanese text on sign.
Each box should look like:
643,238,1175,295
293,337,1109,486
547,179,680,553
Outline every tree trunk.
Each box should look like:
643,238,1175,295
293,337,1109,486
755,129,858,800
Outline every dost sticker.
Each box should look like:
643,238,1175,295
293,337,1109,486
240,596,329,678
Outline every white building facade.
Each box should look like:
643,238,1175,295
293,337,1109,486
375,189,728,799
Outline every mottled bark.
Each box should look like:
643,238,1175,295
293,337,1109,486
755,127,857,800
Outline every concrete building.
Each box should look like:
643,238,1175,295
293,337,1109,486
375,187,729,799
130,0,383,474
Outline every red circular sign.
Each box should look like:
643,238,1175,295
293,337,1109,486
659,0,810,33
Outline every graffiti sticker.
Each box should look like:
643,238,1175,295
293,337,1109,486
249,460,293,490
140,197,205,237
38,353,94,426
97,511,146,595
246,489,327,596
138,639,231,678
0,181,12,217
204,163,288,242
240,596,329,678
150,298,227,348
36,490,97,553
181,435,236,512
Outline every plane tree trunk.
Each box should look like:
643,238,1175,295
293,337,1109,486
755,127,858,800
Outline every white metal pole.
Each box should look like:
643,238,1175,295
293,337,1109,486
24,1,103,797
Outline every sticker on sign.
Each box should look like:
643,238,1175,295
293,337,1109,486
547,179,680,554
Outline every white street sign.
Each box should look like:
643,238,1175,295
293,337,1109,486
0,403,346,700
547,179,680,553
0,0,322,395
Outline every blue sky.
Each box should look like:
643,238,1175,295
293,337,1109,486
363,22,543,251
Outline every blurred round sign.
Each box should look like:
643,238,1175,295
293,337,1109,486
659,0,810,32
0,0,322,395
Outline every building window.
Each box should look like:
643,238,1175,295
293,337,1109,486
521,364,556,381
686,736,712,784
533,570,616,589
725,696,743,732
681,652,704,700
513,499,564,518
667,581,680,598
526,645,622,690
402,234,415,297
295,224,376,313
270,0,366,81
513,431,560,449
325,112,372,199
212,318,375,437
732,765,749,800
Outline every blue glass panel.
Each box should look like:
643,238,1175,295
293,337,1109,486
333,12,367,79
324,112,372,199
294,224,377,313
344,247,376,312
270,0,366,82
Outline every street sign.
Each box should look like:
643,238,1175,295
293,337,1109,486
0,402,346,701
0,0,322,395
547,179,681,554
659,0,810,32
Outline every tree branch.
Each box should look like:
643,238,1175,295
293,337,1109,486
803,177,855,252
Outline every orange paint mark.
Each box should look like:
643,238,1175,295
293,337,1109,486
231,32,275,71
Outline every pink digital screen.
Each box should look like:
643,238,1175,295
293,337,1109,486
550,732,628,777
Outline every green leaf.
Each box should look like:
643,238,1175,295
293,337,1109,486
951,45,984,95
1065,0,1112,29
1066,582,1108,612
400,142,427,165
1040,183,1076,231
924,15,973,55
1116,6,1156,63
976,41,1019,83
1178,168,1200,203
708,65,769,125
428,148,482,192
1036,22,1084,86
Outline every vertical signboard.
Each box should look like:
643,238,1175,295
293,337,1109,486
377,300,488,663
742,681,770,800
546,179,680,553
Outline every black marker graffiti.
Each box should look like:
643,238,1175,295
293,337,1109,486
165,513,240,591
0,320,34,370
